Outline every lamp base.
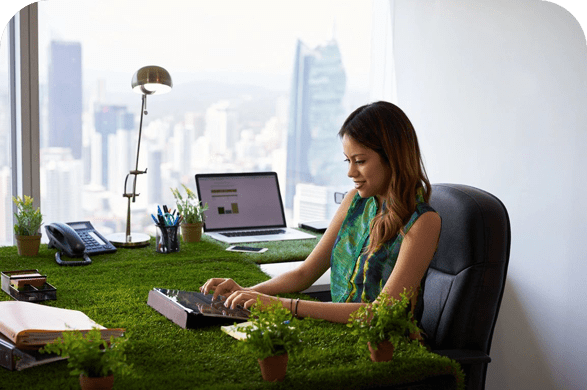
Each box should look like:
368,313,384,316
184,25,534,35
106,232,150,248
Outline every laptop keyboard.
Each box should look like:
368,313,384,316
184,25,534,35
220,229,286,237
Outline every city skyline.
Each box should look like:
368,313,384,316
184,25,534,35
1,1,374,245
1,32,368,244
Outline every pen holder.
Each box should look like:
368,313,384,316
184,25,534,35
156,225,180,254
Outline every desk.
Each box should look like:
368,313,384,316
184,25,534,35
0,237,463,389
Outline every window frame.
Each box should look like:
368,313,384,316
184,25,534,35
7,3,41,243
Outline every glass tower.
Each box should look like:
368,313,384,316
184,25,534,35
94,105,134,188
285,39,347,210
48,41,82,159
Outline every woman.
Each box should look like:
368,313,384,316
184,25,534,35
200,101,441,324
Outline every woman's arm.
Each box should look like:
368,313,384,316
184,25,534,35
226,208,441,323
227,291,366,324
380,211,441,303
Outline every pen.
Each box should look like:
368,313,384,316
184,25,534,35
151,214,159,225
158,214,166,226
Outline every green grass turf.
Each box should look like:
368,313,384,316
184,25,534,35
198,229,323,264
0,239,463,389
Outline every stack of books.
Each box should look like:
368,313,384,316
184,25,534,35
0,301,124,371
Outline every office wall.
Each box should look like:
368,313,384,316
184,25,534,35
371,1,587,389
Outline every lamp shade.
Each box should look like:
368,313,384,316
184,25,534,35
131,65,173,95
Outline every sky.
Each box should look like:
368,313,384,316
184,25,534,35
1,0,374,92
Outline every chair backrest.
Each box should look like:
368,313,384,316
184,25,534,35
421,184,511,353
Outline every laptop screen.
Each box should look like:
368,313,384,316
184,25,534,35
195,172,287,232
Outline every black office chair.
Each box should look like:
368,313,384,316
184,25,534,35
420,184,511,390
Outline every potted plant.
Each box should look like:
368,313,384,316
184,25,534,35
239,299,303,381
13,195,43,256
40,327,132,390
170,184,208,242
347,289,420,362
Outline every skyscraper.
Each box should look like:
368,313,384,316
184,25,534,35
205,100,238,156
48,41,82,159
94,105,134,188
285,39,347,210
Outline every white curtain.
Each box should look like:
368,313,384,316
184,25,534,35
369,0,397,103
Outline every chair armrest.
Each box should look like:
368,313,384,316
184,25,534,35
432,349,491,365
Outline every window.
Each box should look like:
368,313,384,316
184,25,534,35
3,0,372,242
0,18,13,245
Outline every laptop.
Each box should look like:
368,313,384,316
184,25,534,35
195,172,316,244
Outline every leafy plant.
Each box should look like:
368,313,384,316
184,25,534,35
170,184,208,224
40,328,132,378
347,289,420,356
239,298,304,360
12,195,43,236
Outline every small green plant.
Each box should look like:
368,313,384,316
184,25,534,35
12,195,43,236
170,184,208,224
347,290,420,356
40,328,132,378
239,298,304,360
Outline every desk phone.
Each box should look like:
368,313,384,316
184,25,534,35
46,221,117,266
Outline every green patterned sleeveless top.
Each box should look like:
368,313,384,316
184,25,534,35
330,190,436,303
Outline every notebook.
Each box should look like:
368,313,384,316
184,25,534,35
147,288,250,328
195,172,316,244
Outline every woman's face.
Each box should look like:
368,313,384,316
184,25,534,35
342,134,391,203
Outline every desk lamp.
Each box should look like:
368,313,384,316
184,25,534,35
107,65,172,248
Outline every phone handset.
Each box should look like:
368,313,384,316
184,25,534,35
45,223,92,266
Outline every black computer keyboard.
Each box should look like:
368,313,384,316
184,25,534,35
220,229,286,237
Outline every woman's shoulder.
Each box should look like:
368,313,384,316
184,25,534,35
344,188,359,202
404,203,440,237
403,210,441,246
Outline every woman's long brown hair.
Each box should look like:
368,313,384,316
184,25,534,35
338,101,431,254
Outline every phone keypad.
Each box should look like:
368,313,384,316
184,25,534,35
72,227,117,255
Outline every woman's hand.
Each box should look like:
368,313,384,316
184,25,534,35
200,278,248,300
224,290,279,310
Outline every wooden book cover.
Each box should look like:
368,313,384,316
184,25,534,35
0,301,124,349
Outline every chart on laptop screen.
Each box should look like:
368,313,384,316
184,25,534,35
198,174,286,231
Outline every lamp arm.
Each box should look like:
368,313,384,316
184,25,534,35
132,94,147,202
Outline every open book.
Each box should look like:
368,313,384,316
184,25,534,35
0,301,124,349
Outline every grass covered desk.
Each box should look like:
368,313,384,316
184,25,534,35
0,234,463,389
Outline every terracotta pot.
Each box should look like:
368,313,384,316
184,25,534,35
79,374,114,390
368,340,395,362
181,223,202,242
258,353,288,382
15,234,42,256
